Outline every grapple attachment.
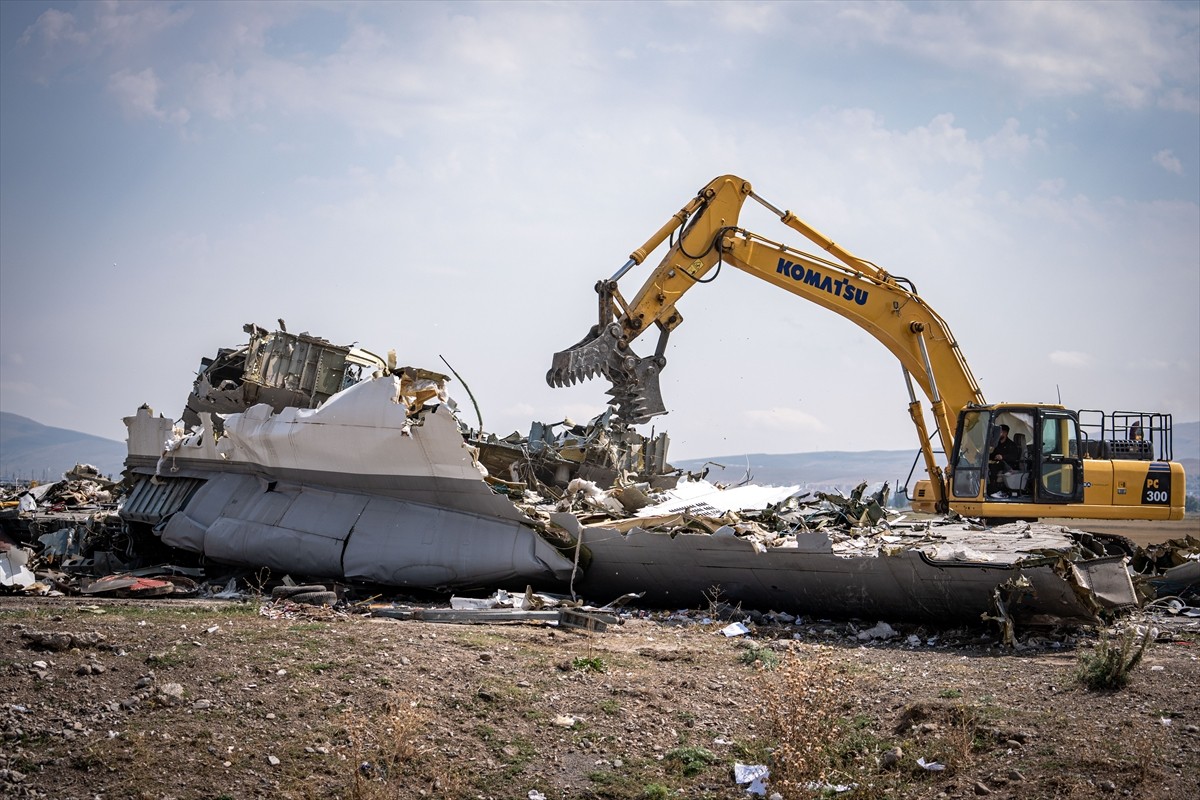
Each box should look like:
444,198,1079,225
546,323,623,388
547,323,668,424
605,351,667,424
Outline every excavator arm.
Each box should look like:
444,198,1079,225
546,177,747,423
547,175,987,509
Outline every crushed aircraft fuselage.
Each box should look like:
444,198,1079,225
100,323,1183,626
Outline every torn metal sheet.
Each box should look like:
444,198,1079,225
1,541,36,588
81,574,177,597
181,322,388,428
472,408,676,492
129,376,535,521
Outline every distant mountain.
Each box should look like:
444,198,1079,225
0,412,126,482
1173,421,1199,488
1175,420,1200,462
672,450,919,493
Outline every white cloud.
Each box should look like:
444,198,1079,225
18,8,88,47
1036,178,1067,196
107,68,189,124
1048,351,1094,368
16,2,192,82
1153,149,1184,175
1158,88,1200,114
743,408,828,434
89,1,193,50
829,1,1200,109
983,118,1040,160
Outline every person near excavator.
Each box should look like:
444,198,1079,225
988,424,1020,495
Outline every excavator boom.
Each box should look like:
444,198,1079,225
548,176,985,436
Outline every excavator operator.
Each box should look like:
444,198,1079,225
988,424,1020,494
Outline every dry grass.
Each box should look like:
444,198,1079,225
345,691,455,799
760,649,852,794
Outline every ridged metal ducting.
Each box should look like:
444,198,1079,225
121,475,206,524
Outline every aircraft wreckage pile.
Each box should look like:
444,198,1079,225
2,324,1197,632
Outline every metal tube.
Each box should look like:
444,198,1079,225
609,258,637,282
749,190,785,219
901,367,918,404
914,330,942,404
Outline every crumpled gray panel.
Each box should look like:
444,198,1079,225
156,470,574,588
345,497,574,588
203,518,346,577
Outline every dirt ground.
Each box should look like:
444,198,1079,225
1,589,1197,800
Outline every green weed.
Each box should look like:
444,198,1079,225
572,655,607,673
1076,627,1153,691
664,745,718,777
739,646,780,670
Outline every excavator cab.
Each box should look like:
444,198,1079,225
948,405,1084,506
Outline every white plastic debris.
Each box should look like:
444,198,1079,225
733,763,770,796
803,782,854,794
528,791,547,800
213,577,242,599
450,596,498,610
917,757,945,771
565,478,626,515
0,547,36,589
856,621,897,641
722,622,751,637
637,478,799,518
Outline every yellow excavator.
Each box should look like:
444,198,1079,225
547,175,1186,521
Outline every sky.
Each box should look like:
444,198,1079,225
1,0,1197,462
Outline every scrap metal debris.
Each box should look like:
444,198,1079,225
180,322,388,429
1,322,1195,638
